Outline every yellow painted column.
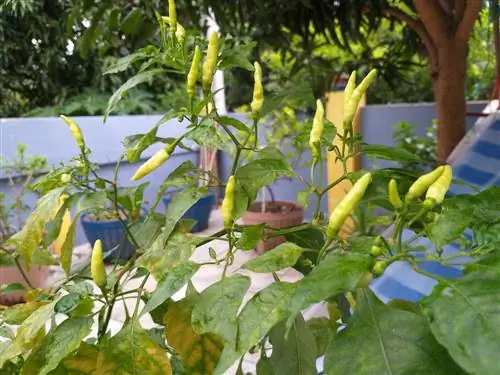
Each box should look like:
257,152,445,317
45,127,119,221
326,90,365,236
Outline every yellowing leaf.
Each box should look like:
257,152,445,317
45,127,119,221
2,301,48,325
53,209,72,255
63,343,117,374
164,298,224,375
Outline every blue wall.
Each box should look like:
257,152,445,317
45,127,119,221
0,115,198,245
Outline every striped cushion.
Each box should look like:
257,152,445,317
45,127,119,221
371,111,500,302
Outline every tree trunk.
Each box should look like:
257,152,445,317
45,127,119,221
433,40,468,164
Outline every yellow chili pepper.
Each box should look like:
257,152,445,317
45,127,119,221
425,165,452,205
344,69,377,126
309,99,325,158
61,173,71,184
388,179,403,209
221,175,236,228
327,172,372,239
91,240,106,289
187,45,201,99
405,166,444,203
202,32,219,91
343,71,356,112
168,0,177,36
131,144,175,181
60,115,85,149
250,62,264,120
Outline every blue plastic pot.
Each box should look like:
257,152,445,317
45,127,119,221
163,191,215,233
80,213,136,262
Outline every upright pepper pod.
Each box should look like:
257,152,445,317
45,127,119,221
405,166,444,203
344,69,377,127
388,179,403,210
343,71,356,111
221,175,236,228
60,115,85,149
168,0,177,36
91,240,106,290
425,165,452,206
202,32,219,91
131,144,175,181
326,172,372,239
250,62,264,120
187,46,202,99
309,99,325,158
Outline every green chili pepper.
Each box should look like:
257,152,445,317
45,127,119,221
309,99,325,158
91,240,106,289
131,144,175,181
60,115,85,149
187,45,202,99
344,69,377,126
168,0,177,36
425,165,452,206
388,179,403,209
221,175,236,228
250,62,264,120
202,32,219,91
372,260,389,276
370,245,383,257
405,166,444,203
326,172,372,239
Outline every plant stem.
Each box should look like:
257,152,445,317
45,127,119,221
14,256,34,289
133,273,150,318
316,238,334,263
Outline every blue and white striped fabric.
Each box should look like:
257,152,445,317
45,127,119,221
371,108,500,303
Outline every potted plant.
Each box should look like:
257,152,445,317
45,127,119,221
0,144,51,305
1,4,498,375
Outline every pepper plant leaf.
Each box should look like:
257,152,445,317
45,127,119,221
324,289,466,375
243,243,304,273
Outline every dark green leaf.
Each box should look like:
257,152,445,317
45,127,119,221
363,144,423,163
217,116,250,133
64,282,93,296
286,253,372,329
347,235,376,254
142,262,199,315
325,289,465,375
214,282,296,375
427,201,473,250
105,69,165,121
192,275,250,342
307,317,333,357
187,124,227,149
123,127,160,164
54,294,82,315
103,47,157,75
21,317,93,375
269,315,317,375
284,228,324,250
129,213,164,250
77,191,108,213
121,8,142,34
256,356,274,375
243,243,304,273
236,224,264,250
423,270,500,374
0,283,25,294
163,186,208,241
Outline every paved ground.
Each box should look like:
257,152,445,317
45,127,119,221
41,209,326,374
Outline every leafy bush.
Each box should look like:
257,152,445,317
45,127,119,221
1,4,499,375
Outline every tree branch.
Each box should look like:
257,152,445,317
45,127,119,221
453,0,466,22
413,0,449,44
455,0,482,42
384,6,439,74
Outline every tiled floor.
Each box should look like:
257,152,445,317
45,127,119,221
46,208,327,374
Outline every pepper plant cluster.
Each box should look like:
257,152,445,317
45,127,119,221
1,2,499,374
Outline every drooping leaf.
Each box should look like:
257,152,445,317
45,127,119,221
142,262,199,315
21,317,92,375
214,282,296,375
268,315,317,375
235,224,264,251
256,356,274,375
163,186,209,241
105,69,165,121
286,252,372,329
104,322,172,374
423,269,500,375
363,144,423,163
103,47,158,75
60,216,79,275
192,275,250,342
19,188,65,268
0,301,56,367
325,289,465,375
217,116,250,133
243,243,304,273
164,297,224,375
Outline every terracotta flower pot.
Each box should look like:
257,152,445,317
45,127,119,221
0,264,51,306
242,200,304,253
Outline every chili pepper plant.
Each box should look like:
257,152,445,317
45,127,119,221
1,3,500,374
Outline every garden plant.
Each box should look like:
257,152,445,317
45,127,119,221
1,3,499,375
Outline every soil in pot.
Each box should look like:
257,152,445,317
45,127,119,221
242,200,304,253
